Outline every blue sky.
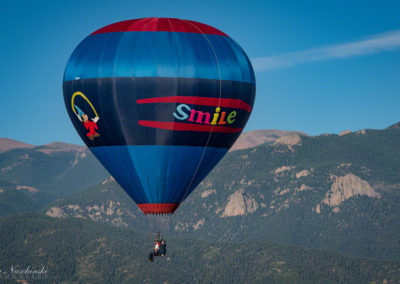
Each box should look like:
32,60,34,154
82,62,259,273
1,0,399,145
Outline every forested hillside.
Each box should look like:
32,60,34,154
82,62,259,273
43,123,400,261
1,213,399,283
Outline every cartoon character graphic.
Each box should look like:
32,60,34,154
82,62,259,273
71,92,101,141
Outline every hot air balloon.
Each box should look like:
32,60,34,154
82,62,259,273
63,17,256,215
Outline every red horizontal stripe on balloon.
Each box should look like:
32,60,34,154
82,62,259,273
137,203,180,215
136,96,252,112
92,18,228,36
138,121,243,133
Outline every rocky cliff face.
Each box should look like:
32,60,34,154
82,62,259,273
322,173,380,207
220,189,258,217
273,134,302,150
46,199,134,227
339,130,352,136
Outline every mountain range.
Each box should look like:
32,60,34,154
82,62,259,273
0,129,299,216
38,122,400,262
1,124,400,282
0,141,108,215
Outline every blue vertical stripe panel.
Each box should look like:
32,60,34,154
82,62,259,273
64,32,255,84
90,145,227,204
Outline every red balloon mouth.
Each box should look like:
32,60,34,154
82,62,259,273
137,203,180,215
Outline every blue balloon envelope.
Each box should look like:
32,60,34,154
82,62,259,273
63,18,256,214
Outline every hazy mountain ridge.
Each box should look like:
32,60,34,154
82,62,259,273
42,123,400,261
0,138,33,153
387,121,400,130
0,143,108,216
230,129,308,151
